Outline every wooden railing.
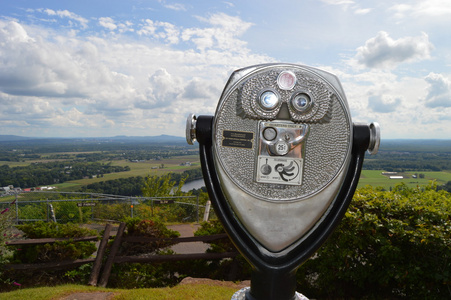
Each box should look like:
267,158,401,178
5,223,237,287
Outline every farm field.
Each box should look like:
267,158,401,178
2,138,451,194
358,170,451,189
62,155,201,189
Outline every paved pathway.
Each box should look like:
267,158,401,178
167,224,210,254
86,223,210,255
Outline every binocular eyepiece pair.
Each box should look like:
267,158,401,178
186,63,380,300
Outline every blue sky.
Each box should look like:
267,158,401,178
1,0,451,139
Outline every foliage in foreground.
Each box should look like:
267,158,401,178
0,199,14,265
11,222,98,263
107,217,181,288
298,182,451,299
120,217,180,256
2,182,449,299
0,283,239,300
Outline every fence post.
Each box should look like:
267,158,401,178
196,195,199,224
98,222,126,288
203,200,211,222
48,203,56,223
89,223,112,286
90,193,94,221
15,193,19,224
46,198,49,222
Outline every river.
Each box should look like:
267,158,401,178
181,178,205,192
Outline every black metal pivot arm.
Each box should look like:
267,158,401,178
195,115,375,300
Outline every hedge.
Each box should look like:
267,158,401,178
297,182,451,299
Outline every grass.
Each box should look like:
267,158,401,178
0,284,240,300
58,155,201,190
83,156,197,178
0,161,30,167
358,170,451,190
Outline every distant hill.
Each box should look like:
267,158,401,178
107,135,186,143
1,135,450,151
0,135,38,142
0,134,186,145
381,139,451,152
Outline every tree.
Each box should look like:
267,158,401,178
141,173,188,197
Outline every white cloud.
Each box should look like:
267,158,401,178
98,17,117,31
138,13,254,53
137,20,179,44
0,15,270,137
182,77,219,99
354,31,433,69
321,0,354,5
3,3,449,139
43,9,89,29
320,0,371,15
354,8,372,15
137,19,157,36
157,0,187,11
326,65,450,139
183,13,253,52
98,17,134,33
390,0,451,19
368,95,402,113
0,20,127,99
423,72,451,108
163,3,186,11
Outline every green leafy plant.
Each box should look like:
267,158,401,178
193,220,251,281
93,202,130,221
12,222,98,263
107,218,181,288
120,217,180,256
108,259,181,289
64,263,93,284
195,219,235,253
1,199,16,288
297,182,451,299
142,173,188,197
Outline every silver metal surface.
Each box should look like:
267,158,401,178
185,113,197,145
231,287,309,300
368,122,380,155
212,63,353,252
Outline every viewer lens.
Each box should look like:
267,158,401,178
259,91,280,110
291,93,312,112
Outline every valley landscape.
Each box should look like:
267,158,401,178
1,135,451,195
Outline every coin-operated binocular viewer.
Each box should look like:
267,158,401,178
186,63,380,300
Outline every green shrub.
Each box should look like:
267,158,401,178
193,220,251,281
18,203,47,221
195,219,236,253
1,201,15,287
52,201,92,223
108,259,181,289
93,202,130,221
1,203,14,264
119,217,180,256
12,222,98,263
16,221,97,238
64,263,93,284
108,218,182,288
297,182,451,299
